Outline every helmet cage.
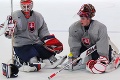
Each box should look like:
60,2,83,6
20,1,33,12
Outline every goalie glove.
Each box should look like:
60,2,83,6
41,34,63,54
86,56,109,74
4,15,16,37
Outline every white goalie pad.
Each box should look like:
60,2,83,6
19,63,45,72
43,55,67,69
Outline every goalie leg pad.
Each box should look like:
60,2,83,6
19,63,46,72
2,63,19,78
106,54,120,72
63,60,86,70
43,55,67,69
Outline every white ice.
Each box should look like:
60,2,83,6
0,0,120,80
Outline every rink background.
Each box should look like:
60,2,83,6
0,0,120,80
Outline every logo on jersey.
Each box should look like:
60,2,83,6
28,22,35,33
81,38,90,46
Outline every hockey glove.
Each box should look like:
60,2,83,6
41,34,63,54
4,15,16,37
86,56,108,74
67,52,78,66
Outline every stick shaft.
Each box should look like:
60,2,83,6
11,0,14,64
48,45,96,79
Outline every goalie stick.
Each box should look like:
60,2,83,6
0,0,14,64
48,44,97,80
0,0,13,36
0,0,14,36
10,0,14,64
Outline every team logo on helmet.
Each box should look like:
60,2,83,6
28,22,35,33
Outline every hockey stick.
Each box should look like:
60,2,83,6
48,44,97,80
10,0,14,64
0,0,13,36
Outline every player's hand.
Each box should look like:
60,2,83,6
4,15,16,36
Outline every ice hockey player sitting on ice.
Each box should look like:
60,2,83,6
63,3,120,73
4,0,67,72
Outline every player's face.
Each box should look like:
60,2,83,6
80,17,90,27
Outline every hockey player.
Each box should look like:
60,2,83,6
64,3,120,73
4,0,67,72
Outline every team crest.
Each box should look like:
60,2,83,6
28,22,35,33
81,38,90,46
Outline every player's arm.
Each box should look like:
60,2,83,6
38,16,50,39
96,24,109,59
68,25,82,59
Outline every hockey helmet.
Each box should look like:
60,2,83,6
20,0,33,12
77,4,96,18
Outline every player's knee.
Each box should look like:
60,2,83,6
29,57,38,63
